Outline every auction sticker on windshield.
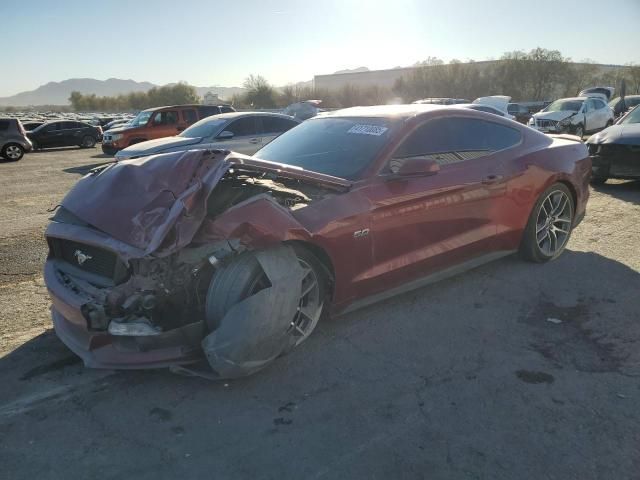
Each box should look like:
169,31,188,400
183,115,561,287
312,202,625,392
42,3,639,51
347,124,389,136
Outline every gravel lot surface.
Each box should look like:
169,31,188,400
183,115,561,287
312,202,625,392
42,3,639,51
1,147,639,479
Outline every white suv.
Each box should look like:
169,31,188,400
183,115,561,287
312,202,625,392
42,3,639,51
528,96,614,138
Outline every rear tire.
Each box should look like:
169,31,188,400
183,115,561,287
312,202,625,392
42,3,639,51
1,143,24,161
520,183,574,263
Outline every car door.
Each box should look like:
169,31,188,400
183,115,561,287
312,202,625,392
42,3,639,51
38,123,62,147
584,99,600,132
257,116,299,152
213,116,261,154
357,116,521,297
180,109,198,132
592,99,610,129
150,110,180,138
62,122,83,146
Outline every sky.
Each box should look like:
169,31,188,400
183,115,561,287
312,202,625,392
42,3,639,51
2,0,639,96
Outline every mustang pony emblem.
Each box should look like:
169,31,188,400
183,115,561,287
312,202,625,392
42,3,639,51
74,249,92,266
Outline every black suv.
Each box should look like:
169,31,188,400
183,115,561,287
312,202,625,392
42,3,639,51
0,118,32,161
28,121,103,150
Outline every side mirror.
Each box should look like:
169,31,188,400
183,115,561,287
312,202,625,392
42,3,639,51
217,130,234,140
391,157,440,177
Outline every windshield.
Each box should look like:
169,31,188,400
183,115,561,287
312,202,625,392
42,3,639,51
254,117,397,179
619,106,640,125
179,118,227,138
129,111,153,127
544,100,583,112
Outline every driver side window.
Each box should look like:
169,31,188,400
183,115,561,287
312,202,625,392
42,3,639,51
225,117,257,137
391,117,521,172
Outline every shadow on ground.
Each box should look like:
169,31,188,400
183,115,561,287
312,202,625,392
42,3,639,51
63,161,114,175
1,250,639,479
592,179,640,206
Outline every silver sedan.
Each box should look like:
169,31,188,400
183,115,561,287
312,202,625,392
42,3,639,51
115,112,299,161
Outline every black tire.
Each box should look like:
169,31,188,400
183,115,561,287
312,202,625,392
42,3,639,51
1,143,25,161
520,183,574,263
590,176,607,185
80,136,96,148
574,124,584,139
205,246,326,343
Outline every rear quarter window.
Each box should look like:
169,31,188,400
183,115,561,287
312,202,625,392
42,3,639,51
0,120,10,131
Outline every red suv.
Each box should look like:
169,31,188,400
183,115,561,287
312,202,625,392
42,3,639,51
101,104,235,154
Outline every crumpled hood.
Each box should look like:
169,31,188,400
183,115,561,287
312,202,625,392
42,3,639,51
60,150,230,257
587,124,640,145
57,150,351,258
117,136,203,158
533,111,576,122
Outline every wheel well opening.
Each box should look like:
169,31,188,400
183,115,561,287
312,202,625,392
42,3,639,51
285,241,335,298
558,180,577,212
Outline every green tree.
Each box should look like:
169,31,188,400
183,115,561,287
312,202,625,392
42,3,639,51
243,74,277,108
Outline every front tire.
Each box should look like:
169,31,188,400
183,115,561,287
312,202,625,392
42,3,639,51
520,183,574,263
205,246,326,346
574,124,584,139
80,136,96,148
1,143,24,161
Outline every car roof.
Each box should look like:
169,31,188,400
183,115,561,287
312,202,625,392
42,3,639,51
320,104,445,119
141,104,231,112
198,111,297,121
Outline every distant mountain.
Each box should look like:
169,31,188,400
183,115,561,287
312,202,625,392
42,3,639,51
0,78,246,107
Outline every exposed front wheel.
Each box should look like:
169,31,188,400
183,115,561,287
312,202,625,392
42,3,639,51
520,183,574,263
574,124,584,139
1,143,24,161
205,246,326,347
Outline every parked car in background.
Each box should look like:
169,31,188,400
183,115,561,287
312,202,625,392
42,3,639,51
102,104,236,155
608,95,640,118
470,96,515,120
528,96,614,137
283,100,323,120
27,121,102,150
587,104,640,184
412,98,470,105
0,118,32,160
45,105,590,375
115,112,299,160
457,103,511,118
508,103,532,124
103,119,131,131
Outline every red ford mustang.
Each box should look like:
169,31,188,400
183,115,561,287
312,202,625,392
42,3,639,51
44,105,591,377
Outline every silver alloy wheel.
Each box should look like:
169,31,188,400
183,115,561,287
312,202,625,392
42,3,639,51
246,257,323,346
289,258,323,345
5,145,22,159
536,190,572,256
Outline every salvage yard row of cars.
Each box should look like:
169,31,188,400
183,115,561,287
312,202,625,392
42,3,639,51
2,87,639,378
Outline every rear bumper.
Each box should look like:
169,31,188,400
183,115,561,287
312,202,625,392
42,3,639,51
45,260,204,369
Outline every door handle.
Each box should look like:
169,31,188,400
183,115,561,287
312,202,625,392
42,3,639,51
482,174,503,184
249,138,260,144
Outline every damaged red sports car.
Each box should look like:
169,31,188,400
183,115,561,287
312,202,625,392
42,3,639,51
44,105,591,377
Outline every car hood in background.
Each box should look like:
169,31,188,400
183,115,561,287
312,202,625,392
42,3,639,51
587,124,640,145
116,136,204,158
58,150,351,258
532,111,576,122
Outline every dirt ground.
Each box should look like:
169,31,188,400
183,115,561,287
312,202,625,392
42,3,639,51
0,147,639,479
